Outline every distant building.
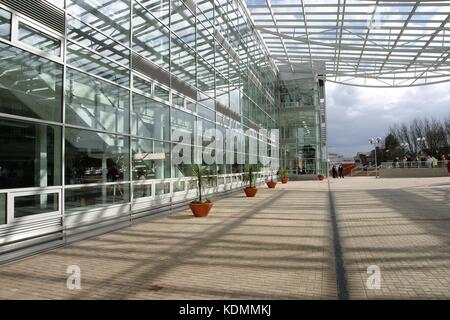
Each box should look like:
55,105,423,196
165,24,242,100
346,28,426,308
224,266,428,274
329,153,355,165
328,153,345,165
354,152,374,166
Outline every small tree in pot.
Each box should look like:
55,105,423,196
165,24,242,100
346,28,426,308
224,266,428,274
189,164,214,217
243,164,258,197
280,167,289,184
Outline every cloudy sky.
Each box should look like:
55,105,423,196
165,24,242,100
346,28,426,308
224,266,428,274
326,83,450,157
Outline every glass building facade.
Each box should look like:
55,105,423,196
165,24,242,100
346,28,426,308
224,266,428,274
0,0,325,261
279,71,327,177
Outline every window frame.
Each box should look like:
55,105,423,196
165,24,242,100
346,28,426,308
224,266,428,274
7,189,62,224
11,14,64,62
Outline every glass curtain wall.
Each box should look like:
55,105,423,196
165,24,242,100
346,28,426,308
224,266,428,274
0,0,279,224
279,76,325,175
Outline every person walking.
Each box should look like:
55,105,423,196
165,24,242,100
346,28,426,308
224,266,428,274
331,164,338,179
338,164,344,178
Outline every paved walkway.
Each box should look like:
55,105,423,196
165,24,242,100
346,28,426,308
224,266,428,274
0,177,449,299
331,177,450,299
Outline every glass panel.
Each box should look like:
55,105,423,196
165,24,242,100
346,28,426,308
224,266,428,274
67,42,129,86
171,0,196,48
201,120,215,147
133,3,170,70
133,182,152,199
14,193,58,218
0,43,62,122
154,85,169,101
65,128,129,185
172,93,184,108
0,118,61,189
132,93,170,140
215,45,229,78
171,108,195,144
188,179,196,190
65,184,130,211
18,22,61,56
67,0,130,45
65,68,129,133
198,104,215,122
138,0,170,25
230,86,241,114
0,8,11,40
197,0,213,22
217,164,227,175
172,143,193,178
133,75,152,95
67,16,130,66
0,193,6,224
197,58,215,97
155,181,170,195
197,21,214,61
171,35,196,84
216,73,229,109
173,180,185,192
186,100,196,113
132,138,171,180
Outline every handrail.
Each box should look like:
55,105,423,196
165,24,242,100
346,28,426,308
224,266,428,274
380,160,448,169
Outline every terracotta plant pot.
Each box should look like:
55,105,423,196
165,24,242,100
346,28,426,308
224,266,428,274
318,175,325,181
281,178,288,184
244,187,258,197
266,181,277,188
189,202,213,217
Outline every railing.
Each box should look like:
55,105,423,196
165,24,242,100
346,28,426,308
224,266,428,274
380,161,448,169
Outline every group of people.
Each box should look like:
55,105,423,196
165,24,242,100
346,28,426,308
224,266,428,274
392,154,447,168
331,164,345,179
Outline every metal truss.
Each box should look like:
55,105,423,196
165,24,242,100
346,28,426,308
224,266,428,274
245,0,450,87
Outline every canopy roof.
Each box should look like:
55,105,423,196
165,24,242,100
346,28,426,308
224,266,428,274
245,0,450,87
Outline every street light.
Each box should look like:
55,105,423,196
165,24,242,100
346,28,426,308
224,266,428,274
369,137,382,178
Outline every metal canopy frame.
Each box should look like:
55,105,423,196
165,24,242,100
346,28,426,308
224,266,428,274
245,0,450,87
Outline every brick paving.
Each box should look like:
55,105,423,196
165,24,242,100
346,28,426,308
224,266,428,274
0,182,336,299
331,177,450,299
0,177,449,299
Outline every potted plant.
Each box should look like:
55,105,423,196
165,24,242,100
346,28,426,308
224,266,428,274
280,167,289,184
243,165,258,197
188,164,214,217
318,174,325,181
266,173,277,188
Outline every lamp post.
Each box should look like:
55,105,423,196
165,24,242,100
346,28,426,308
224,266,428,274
369,137,382,178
